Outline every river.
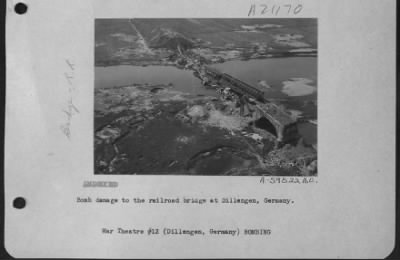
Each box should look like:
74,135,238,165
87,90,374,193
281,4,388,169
95,65,216,96
95,57,317,145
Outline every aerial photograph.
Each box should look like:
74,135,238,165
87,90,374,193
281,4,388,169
94,18,317,176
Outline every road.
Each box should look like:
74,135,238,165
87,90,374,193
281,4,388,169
129,19,153,54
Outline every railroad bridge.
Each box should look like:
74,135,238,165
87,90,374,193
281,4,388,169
204,66,299,143
252,102,299,143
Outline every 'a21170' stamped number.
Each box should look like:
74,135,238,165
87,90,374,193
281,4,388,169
248,4,303,16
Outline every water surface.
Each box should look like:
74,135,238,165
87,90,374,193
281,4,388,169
95,65,215,96
212,57,317,99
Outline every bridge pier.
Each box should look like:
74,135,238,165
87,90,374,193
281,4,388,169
276,126,284,143
252,106,299,145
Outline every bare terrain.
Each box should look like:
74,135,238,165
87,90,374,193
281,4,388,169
95,85,316,175
95,18,317,66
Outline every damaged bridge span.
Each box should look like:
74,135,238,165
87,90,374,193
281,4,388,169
204,66,299,144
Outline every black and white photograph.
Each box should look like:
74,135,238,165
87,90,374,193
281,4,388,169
5,0,397,258
94,18,318,176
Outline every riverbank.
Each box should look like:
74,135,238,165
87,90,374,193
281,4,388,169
95,48,317,67
95,56,318,144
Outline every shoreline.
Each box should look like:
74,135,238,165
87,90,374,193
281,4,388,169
95,50,317,68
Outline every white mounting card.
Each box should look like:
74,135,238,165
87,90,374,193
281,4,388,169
5,0,396,258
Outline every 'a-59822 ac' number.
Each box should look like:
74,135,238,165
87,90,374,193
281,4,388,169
260,176,317,184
